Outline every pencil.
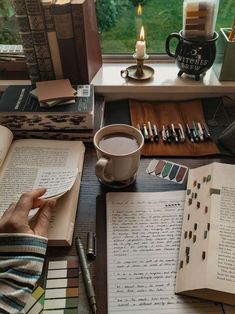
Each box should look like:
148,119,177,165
147,121,154,142
228,18,235,41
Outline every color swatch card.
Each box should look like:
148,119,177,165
21,286,44,314
146,159,188,184
43,257,79,314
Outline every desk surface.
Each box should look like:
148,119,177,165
47,145,235,258
46,98,235,313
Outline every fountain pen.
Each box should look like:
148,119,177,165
75,236,97,313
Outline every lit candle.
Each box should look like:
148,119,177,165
135,26,146,59
135,3,142,34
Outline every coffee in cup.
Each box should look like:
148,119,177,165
93,124,144,188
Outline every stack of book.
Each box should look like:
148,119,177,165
12,0,102,85
0,84,105,142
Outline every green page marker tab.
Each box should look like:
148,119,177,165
161,162,172,178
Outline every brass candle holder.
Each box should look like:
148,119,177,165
121,53,154,80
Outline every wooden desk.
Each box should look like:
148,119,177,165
47,144,235,258
45,97,235,312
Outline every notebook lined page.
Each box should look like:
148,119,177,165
106,191,222,314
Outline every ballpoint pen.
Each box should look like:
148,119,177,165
75,236,97,314
186,123,194,142
178,123,185,142
192,121,199,142
171,123,179,143
202,122,211,140
165,125,172,143
143,123,150,143
197,122,204,141
153,124,159,142
162,125,167,143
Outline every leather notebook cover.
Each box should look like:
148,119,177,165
129,99,220,156
96,195,108,314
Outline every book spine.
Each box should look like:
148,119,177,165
12,0,41,84
25,0,55,81
52,1,79,84
71,1,87,84
41,0,63,79
71,0,102,84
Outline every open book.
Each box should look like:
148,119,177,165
0,125,85,246
176,162,235,305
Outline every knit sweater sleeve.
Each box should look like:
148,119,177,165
0,233,47,314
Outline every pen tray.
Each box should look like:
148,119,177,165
129,99,220,156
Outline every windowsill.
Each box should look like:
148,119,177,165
1,62,235,101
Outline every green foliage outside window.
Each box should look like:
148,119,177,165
0,0,234,54
0,0,20,44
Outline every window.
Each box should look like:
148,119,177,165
0,0,234,54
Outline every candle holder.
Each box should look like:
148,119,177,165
121,53,154,80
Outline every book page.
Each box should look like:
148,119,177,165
32,168,78,198
202,163,235,295
0,125,13,169
0,139,81,216
106,191,222,314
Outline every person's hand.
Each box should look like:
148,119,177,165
0,188,56,238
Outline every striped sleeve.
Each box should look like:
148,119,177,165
0,233,47,314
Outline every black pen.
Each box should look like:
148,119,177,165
186,123,194,142
143,124,150,143
75,236,97,313
165,125,172,143
171,123,179,143
192,121,199,142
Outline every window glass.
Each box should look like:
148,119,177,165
0,0,234,54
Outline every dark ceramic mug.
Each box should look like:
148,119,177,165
165,30,219,80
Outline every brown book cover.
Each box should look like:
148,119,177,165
12,0,41,84
52,0,80,84
71,0,103,84
41,0,63,79
25,0,55,80
36,79,74,102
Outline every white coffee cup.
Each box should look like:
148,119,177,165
94,124,144,187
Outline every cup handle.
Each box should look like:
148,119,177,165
165,33,180,58
95,157,115,183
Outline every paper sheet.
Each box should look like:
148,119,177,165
106,191,223,314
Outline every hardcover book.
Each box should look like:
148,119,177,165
25,0,55,80
71,0,103,84
41,0,63,80
0,125,85,246
12,0,41,84
52,0,79,84
0,84,95,130
176,162,235,305
13,96,105,142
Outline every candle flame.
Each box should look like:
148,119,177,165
137,3,142,16
140,26,145,41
